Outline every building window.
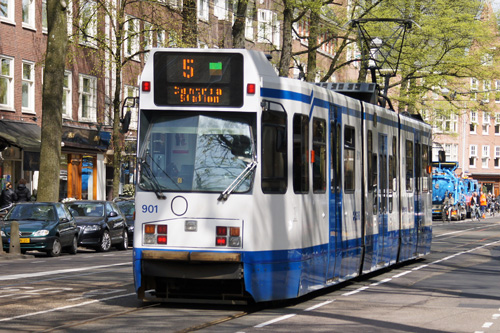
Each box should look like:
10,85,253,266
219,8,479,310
0,0,15,22
470,123,476,134
482,158,489,168
198,0,209,21
443,114,458,133
257,9,273,43
42,0,48,32
22,62,35,113
495,146,500,168
156,30,165,47
482,145,490,158
62,71,72,119
0,56,14,109
79,0,97,47
482,80,491,103
245,18,254,41
214,0,227,20
22,0,35,28
79,74,97,122
125,16,139,60
444,143,458,161
469,145,477,168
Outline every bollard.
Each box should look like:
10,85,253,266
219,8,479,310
9,221,21,255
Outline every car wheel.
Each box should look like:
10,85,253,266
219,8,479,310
68,235,78,255
116,231,128,251
97,230,111,252
47,238,62,257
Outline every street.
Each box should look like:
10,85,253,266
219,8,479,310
0,217,499,332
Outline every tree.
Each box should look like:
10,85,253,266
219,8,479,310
366,0,500,113
71,0,178,198
37,0,68,202
182,0,198,47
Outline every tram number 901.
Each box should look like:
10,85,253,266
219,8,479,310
142,205,158,213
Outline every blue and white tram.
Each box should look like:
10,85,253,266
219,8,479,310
133,48,432,303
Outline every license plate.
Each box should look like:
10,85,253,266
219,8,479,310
19,238,30,243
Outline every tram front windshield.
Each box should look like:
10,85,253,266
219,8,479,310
138,112,255,193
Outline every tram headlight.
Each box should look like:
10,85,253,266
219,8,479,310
229,236,241,247
144,234,156,244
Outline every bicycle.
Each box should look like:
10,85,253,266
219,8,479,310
471,204,481,221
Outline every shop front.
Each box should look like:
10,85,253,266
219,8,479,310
0,120,111,201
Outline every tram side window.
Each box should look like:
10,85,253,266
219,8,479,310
389,136,397,212
406,140,414,192
293,114,309,193
422,144,429,192
416,143,421,191
262,111,287,193
313,118,326,193
344,126,355,192
367,130,377,214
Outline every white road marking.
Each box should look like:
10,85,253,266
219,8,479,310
0,262,130,281
254,314,296,328
304,300,334,311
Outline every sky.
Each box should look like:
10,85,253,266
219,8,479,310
493,0,500,11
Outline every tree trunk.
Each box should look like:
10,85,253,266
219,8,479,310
111,12,125,199
182,0,198,47
38,0,68,202
232,0,248,48
278,3,293,77
305,11,319,82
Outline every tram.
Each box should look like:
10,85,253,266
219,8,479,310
132,48,432,304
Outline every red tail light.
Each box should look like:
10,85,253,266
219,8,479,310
216,226,227,236
157,235,167,244
157,225,167,234
216,237,227,246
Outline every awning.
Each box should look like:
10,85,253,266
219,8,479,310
0,120,41,151
62,126,111,152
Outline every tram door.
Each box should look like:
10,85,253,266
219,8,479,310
378,134,388,264
327,114,341,281
414,143,423,256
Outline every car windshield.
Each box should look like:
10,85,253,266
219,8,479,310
6,204,56,221
138,112,256,193
67,203,104,217
116,201,134,216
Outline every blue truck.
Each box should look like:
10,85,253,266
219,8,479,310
432,161,478,220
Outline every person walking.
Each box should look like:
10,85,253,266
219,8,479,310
480,190,488,218
15,178,31,202
1,182,18,208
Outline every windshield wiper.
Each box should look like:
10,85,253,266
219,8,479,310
139,157,167,200
218,128,258,202
217,160,257,201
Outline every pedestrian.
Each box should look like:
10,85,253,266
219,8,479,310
15,178,31,202
1,182,18,208
480,190,487,218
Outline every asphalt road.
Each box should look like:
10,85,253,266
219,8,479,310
0,217,499,332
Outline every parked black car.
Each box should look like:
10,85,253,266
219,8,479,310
64,200,128,252
114,198,135,246
1,202,79,257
